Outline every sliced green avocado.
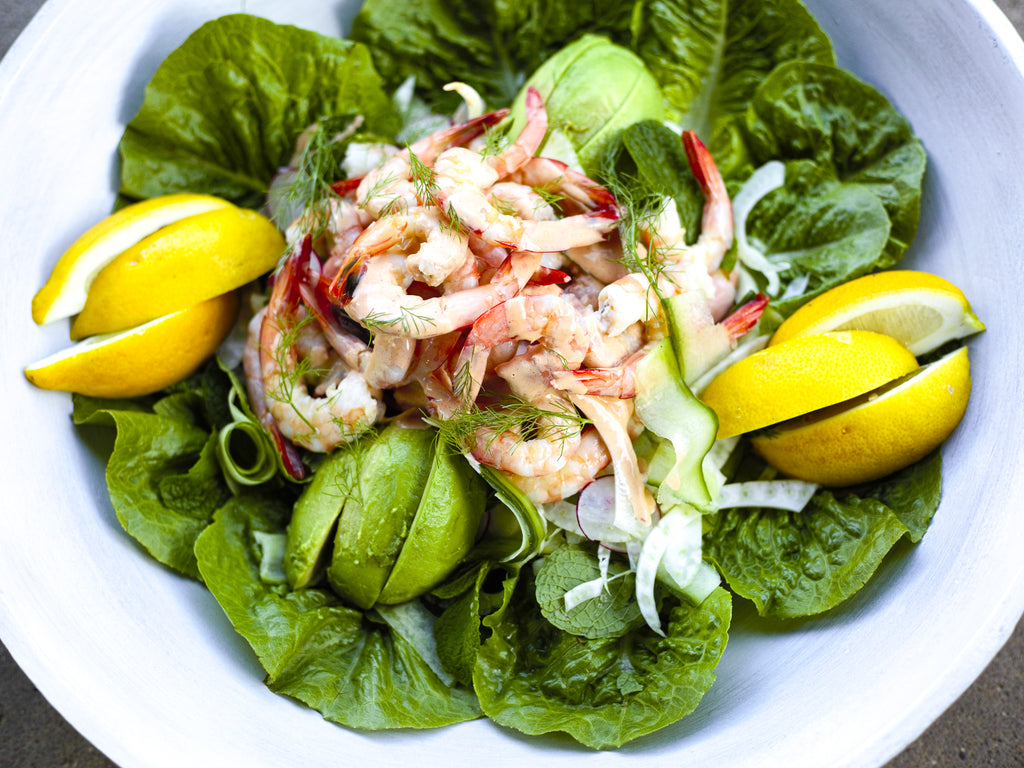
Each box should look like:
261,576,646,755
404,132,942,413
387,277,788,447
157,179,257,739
284,445,359,590
326,422,435,609
377,450,486,605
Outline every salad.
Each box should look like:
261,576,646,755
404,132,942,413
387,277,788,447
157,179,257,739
29,0,982,751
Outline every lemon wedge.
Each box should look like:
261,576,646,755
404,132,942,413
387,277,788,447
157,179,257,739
69,206,284,339
770,270,985,355
751,346,971,486
24,292,238,398
31,193,234,326
699,331,919,440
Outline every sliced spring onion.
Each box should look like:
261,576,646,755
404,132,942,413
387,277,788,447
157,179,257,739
718,480,819,512
636,504,715,634
665,561,720,605
564,576,606,611
562,546,615,612
635,517,671,636
541,499,584,537
655,506,703,593
443,81,485,119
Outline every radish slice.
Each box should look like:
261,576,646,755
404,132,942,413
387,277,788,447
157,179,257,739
718,480,818,512
576,476,619,541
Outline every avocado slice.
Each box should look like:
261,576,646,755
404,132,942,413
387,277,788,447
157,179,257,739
377,450,486,605
284,445,359,590
326,421,435,609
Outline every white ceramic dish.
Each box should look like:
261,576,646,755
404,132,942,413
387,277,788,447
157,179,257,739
1,1,1022,766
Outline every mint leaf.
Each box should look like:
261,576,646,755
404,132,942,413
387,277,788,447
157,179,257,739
535,545,644,640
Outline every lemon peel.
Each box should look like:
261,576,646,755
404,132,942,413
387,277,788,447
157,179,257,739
69,206,284,339
31,193,234,326
699,330,919,439
24,292,238,398
770,270,985,355
751,346,971,486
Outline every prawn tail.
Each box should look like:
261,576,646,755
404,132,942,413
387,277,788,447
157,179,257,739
490,86,549,177
264,415,308,481
326,217,409,303
550,353,640,399
721,292,769,341
681,130,722,200
413,107,511,165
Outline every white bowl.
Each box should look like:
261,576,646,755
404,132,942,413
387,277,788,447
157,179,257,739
1,1,1022,766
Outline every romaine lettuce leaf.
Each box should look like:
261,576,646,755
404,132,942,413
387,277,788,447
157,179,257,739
743,61,927,274
703,450,942,619
630,0,835,143
118,14,399,207
473,565,731,749
72,391,229,579
350,0,636,109
194,494,482,729
741,159,893,314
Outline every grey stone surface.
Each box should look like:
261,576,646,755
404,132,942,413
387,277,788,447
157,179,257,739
1,1,1022,766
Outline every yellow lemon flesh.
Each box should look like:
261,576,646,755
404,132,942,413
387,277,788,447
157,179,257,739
24,292,238,399
31,193,234,326
751,347,971,486
770,270,985,355
70,206,284,339
699,330,919,440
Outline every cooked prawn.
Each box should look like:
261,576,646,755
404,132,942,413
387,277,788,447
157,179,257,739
343,249,543,339
255,239,385,453
431,89,621,253
597,130,734,336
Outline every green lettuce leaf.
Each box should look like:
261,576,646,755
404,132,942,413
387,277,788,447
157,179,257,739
118,14,399,207
742,160,893,314
195,495,481,729
350,0,636,109
72,391,229,579
743,61,927,271
473,565,731,749
703,451,942,619
631,0,835,145
431,561,497,688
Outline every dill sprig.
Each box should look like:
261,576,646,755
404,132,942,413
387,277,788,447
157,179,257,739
358,170,406,217
276,115,361,241
428,395,591,459
440,201,465,237
602,167,674,307
361,305,437,336
489,193,519,217
478,124,510,159
408,149,439,202
265,315,327,434
531,180,567,216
